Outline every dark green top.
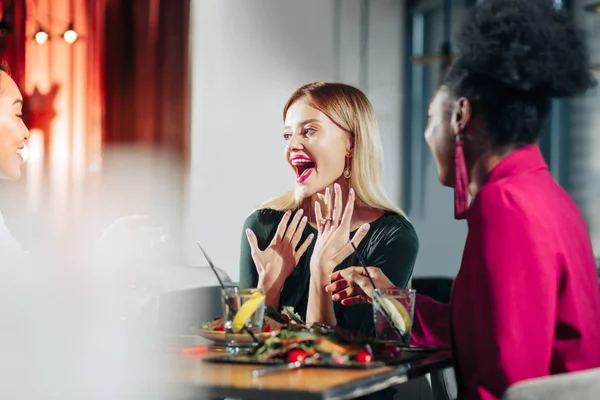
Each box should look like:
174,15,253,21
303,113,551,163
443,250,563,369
239,208,419,337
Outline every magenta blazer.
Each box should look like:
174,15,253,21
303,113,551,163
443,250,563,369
412,145,600,400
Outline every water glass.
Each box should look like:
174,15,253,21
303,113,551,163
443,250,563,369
373,287,416,346
222,287,265,353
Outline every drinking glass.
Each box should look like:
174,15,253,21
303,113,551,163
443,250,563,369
222,287,265,353
373,287,416,346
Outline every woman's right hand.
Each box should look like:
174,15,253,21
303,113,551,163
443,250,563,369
246,209,314,292
325,266,395,305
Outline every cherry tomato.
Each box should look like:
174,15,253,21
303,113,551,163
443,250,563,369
286,349,308,363
262,324,272,333
355,350,374,364
214,324,224,332
381,343,401,360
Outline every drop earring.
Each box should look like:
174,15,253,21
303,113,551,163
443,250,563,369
454,133,469,220
344,155,352,178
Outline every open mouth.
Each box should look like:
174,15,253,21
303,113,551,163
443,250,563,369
16,146,25,161
291,157,316,183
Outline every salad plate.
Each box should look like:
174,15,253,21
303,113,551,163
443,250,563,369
202,325,444,370
197,330,276,345
197,306,302,345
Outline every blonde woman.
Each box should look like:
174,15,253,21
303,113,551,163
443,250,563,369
239,82,418,335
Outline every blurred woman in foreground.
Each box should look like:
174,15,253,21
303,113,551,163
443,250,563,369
0,64,30,263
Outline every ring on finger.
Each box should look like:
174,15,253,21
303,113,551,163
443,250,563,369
320,217,332,226
348,280,356,293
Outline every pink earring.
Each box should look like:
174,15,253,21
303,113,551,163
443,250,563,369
454,134,469,220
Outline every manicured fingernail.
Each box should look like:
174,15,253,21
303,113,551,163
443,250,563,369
302,216,307,222
361,223,370,232
335,183,340,190
332,294,339,301
349,188,355,195
245,228,251,236
298,208,304,215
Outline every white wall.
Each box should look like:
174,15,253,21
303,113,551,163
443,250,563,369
185,0,406,281
400,2,469,278
571,1,600,255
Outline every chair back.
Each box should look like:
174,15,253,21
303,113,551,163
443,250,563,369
501,367,600,400
126,265,235,335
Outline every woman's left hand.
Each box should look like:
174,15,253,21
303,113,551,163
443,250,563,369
325,266,395,305
309,183,370,276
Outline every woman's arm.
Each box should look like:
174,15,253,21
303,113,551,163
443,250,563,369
240,209,314,308
326,218,453,342
333,219,419,335
411,294,450,348
306,267,338,326
304,186,369,327
328,267,451,346
239,210,284,307
460,186,557,399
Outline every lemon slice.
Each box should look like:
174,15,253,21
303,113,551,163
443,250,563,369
378,297,411,334
232,291,266,332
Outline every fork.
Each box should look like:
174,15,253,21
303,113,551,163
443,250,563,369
282,306,306,325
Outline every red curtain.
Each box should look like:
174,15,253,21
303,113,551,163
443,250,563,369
84,0,106,169
103,0,190,158
0,0,26,89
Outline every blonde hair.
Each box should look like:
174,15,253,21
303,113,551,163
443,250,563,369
257,82,406,217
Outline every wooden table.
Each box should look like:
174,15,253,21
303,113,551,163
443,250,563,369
151,346,452,400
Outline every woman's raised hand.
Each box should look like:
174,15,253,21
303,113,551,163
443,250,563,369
309,183,370,276
246,209,314,291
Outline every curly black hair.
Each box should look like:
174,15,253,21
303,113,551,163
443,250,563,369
442,0,596,148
